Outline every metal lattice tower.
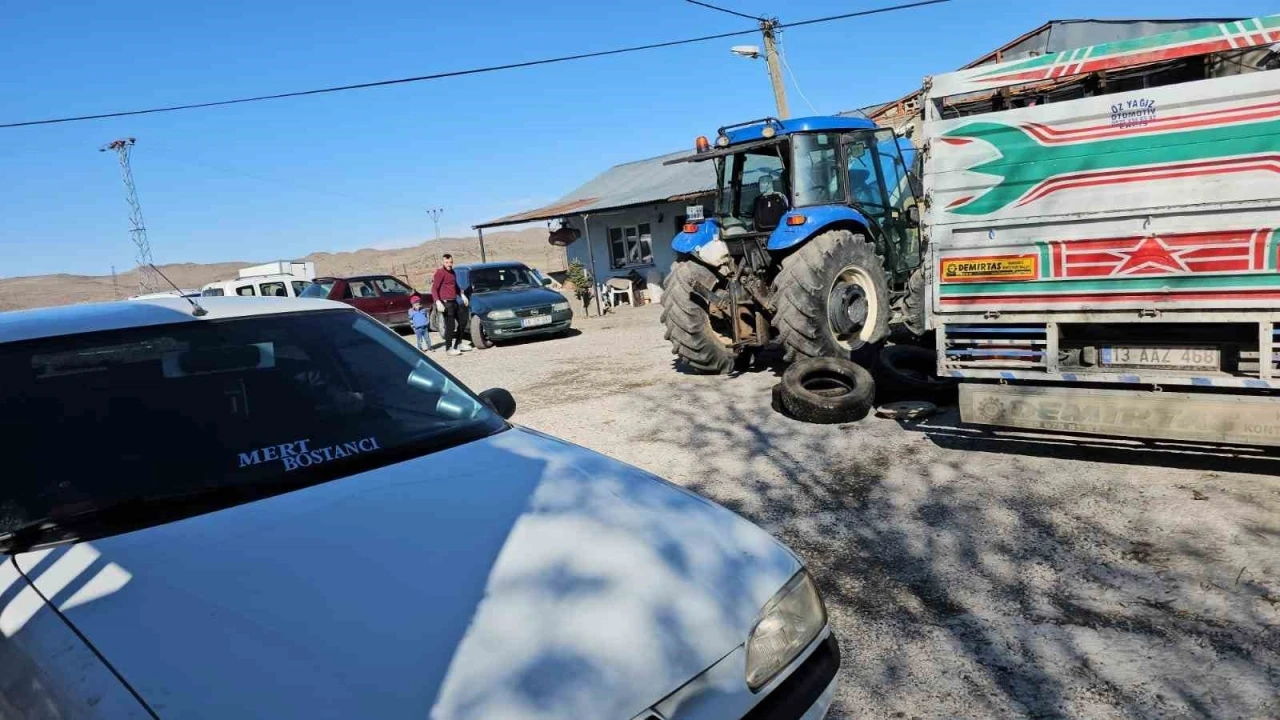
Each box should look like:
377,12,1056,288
101,138,157,293
427,207,444,240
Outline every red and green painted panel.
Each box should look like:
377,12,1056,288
940,102,1280,216
938,228,1280,307
938,16,1280,94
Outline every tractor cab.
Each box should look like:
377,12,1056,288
668,117,922,277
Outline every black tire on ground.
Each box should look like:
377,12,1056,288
875,344,958,404
770,382,788,416
771,229,891,365
779,357,875,424
469,314,493,349
660,259,739,375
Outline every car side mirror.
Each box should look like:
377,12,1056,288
907,205,920,225
479,388,517,419
541,277,553,286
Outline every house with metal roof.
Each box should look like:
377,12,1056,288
475,151,718,307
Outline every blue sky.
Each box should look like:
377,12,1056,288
0,0,1271,277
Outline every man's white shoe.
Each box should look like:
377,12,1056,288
447,348,462,356
459,344,474,352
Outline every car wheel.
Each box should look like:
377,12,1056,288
470,314,494,349
779,357,875,424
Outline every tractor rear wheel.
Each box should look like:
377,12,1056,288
771,229,890,364
661,259,739,375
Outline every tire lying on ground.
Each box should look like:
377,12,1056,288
779,357,876,424
875,344,958,404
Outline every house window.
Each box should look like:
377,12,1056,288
607,223,653,269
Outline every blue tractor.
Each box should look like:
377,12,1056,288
661,116,923,374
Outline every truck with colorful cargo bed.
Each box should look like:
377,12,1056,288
922,15,1280,446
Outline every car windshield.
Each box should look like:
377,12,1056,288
300,281,333,298
0,309,504,541
469,266,537,292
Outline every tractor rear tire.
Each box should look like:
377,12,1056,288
661,260,739,375
771,229,891,365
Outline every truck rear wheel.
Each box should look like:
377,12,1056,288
772,229,890,363
661,259,739,375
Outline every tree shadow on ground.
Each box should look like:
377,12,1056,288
625,383,1280,719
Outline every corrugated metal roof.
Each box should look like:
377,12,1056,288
476,151,716,229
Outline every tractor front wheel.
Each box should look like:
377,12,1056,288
660,259,740,375
771,229,890,364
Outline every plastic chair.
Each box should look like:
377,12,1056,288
604,277,635,308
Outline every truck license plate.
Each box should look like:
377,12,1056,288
1100,346,1219,371
521,315,552,328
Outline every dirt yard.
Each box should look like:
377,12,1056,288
425,303,1280,720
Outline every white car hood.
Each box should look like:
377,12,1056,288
22,427,799,720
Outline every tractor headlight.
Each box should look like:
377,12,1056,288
745,570,826,692
487,309,515,320
552,302,570,312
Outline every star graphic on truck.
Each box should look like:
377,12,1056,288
1113,236,1192,275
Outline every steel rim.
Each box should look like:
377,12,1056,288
827,266,879,351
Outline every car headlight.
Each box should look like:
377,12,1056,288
745,570,827,691
487,309,515,320
551,302,570,312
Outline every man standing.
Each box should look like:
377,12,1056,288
431,254,472,356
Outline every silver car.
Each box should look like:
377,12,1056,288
0,297,838,719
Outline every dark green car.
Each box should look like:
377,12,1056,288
451,262,573,349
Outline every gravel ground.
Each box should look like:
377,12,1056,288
420,305,1280,719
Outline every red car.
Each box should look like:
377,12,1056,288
300,275,426,329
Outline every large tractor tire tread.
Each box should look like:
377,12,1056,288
771,229,891,364
660,260,737,375
901,266,927,338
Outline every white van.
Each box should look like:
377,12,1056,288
201,274,313,298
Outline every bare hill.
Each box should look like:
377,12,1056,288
0,228,563,312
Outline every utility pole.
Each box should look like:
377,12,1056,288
111,265,120,299
760,19,790,119
687,1,790,118
100,138,158,293
427,208,444,241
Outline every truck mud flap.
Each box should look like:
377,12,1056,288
959,384,1280,448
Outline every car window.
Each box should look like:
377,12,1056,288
202,288,225,297
236,285,256,296
470,266,536,292
300,281,333,299
259,281,287,297
348,280,376,299
373,277,411,295
0,310,504,541
292,281,311,296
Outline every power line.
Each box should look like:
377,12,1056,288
776,36,819,114
1,0,949,129
684,0,764,22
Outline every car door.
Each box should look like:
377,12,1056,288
372,277,415,324
343,279,385,321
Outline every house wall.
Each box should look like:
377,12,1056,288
562,200,712,296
